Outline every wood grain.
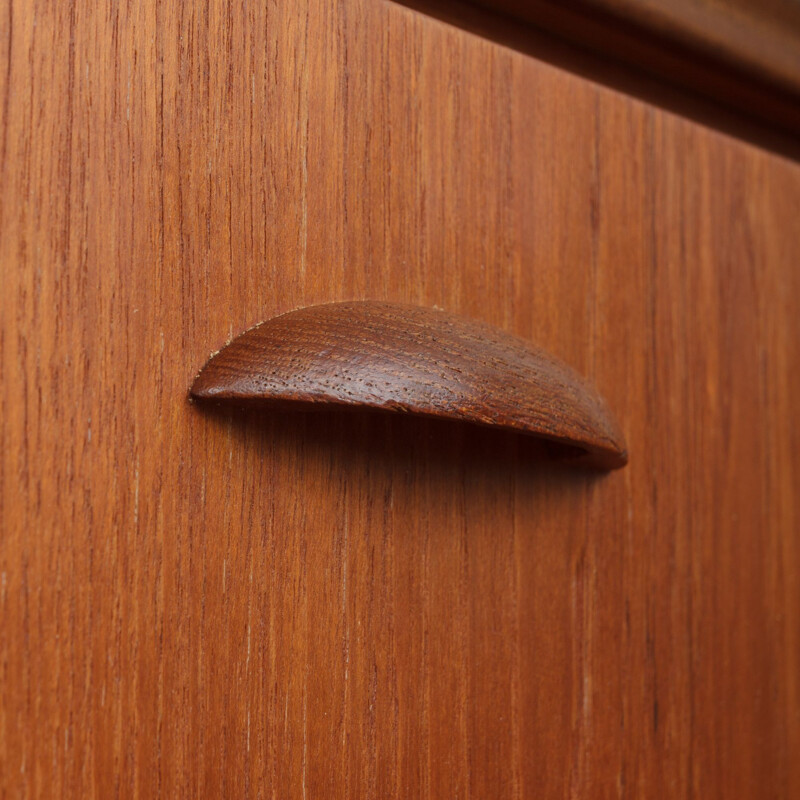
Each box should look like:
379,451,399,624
399,0,800,140
191,301,628,469
477,0,800,93
1,0,799,797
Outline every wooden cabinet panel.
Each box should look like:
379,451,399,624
404,0,800,137
1,0,798,796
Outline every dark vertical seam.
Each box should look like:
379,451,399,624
154,1,166,797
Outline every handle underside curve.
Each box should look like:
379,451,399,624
191,301,628,470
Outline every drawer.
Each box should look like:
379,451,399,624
2,0,799,796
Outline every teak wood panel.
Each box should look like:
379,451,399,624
458,0,800,136
1,0,799,797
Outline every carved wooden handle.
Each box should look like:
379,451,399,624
191,301,628,469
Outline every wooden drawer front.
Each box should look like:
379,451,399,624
2,0,798,796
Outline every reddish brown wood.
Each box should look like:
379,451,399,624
191,301,628,469
399,0,800,139
482,0,800,93
2,0,800,798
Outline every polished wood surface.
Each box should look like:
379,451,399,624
479,0,800,93
400,0,800,140
2,0,799,796
191,301,628,469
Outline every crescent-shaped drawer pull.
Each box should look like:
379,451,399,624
191,301,627,470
